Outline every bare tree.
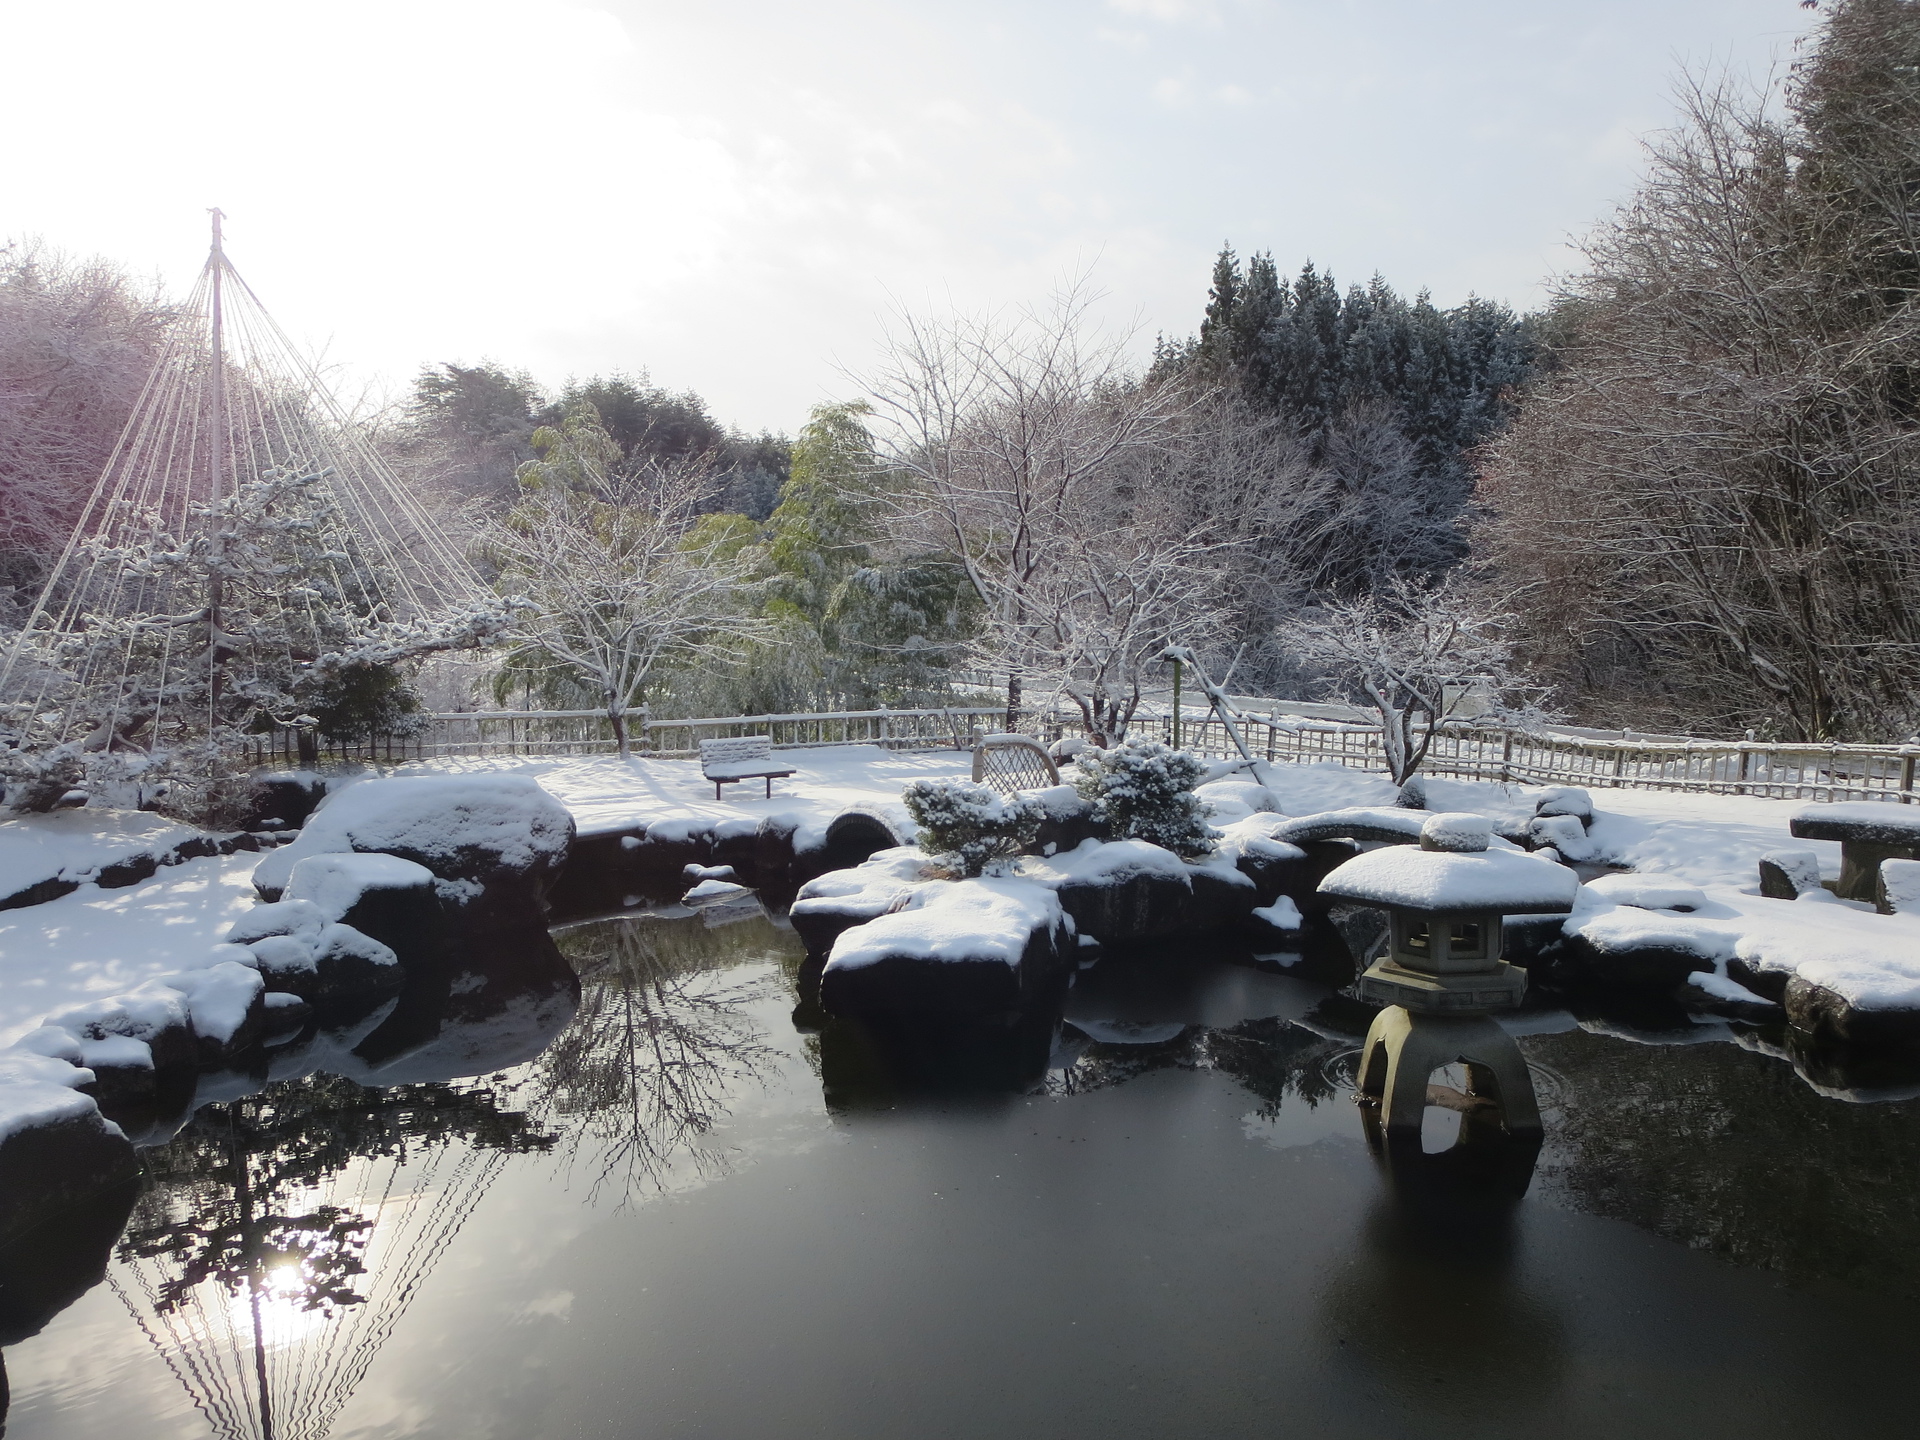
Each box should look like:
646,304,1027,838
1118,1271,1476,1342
1481,2,1920,741
0,241,173,614
862,281,1229,737
479,426,768,758
540,917,782,1203
1286,580,1525,784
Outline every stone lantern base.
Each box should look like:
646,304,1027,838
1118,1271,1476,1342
1356,1007,1543,1139
1355,957,1527,1014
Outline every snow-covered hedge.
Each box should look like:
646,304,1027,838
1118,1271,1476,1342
1073,740,1217,858
901,779,1045,878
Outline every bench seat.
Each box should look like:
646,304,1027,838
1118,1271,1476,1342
700,737,797,800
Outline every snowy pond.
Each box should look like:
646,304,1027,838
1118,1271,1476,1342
7,909,1920,1439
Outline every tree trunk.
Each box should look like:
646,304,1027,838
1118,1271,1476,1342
1006,673,1022,734
609,701,629,761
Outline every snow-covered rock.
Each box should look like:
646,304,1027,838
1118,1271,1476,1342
1758,848,1824,900
253,774,575,911
1420,812,1494,853
821,875,1073,1018
1529,812,1599,863
1013,838,1255,944
1877,858,1920,916
790,846,939,957
0,1049,137,1246
1194,778,1282,826
1534,786,1594,825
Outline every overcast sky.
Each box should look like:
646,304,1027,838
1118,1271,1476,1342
2,0,1819,434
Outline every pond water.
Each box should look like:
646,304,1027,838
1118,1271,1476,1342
7,909,1920,1439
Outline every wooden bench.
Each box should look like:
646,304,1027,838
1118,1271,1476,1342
700,735,796,801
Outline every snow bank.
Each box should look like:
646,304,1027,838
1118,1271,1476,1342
827,877,1067,972
1319,845,1579,913
254,773,574,896
0,809,203,903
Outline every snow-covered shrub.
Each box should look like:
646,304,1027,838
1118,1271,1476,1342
901,778,1045,878
1073,740,1217,858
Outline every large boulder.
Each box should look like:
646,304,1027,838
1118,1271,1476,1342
820,877,1073,1020
1013,839,1256,946
252,774,575,916
279,851,446,969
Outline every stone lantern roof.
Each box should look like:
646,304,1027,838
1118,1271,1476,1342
1318,834,1579,915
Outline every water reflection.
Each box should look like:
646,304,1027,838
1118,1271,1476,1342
543,914,789,1200
1320,1133,1567,1416
111,1078,554,1440
12,919,1920,1438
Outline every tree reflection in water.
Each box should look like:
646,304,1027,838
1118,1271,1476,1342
106,910,795,1440
541,912,790,1201
114,1077,555,1440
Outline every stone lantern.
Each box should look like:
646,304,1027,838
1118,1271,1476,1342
1318,813,1579,1140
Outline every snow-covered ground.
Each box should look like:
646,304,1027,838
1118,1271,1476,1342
389,744,973,845
0,854,261,1049
0,809,207,903
0,748,1879,1053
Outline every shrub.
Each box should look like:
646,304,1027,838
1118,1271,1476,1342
901,778,1045,877
1073,740,1217,857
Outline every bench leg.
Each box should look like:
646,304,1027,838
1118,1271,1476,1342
715,781,723,802
765,777,773,799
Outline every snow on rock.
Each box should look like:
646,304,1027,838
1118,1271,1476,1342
1010,838,1254,943
1562,879,1920,1030
226,898,329,947
683,879,752,905
790,846,940,956
159,961,266,1055
1421,812,1493,853
0,810,206,908
281,852,438,922
1319,844,1579,913
253,774,575,901
1534,787,1594,823
1759,849,1824,899
820,875,1072,1017
1194,779,1282,825
828,876,1066,971
0,1046,136,1246
1270,807,1430,846
1252,896,1304,933
1015,837,1192,889
1530,812,1598,862
1880,859,1920,915
1579,872,1708,913
1212,815,1307,867
0,1051,98,1142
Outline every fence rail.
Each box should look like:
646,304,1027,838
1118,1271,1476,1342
254,703,1920,805
250,707,1006,766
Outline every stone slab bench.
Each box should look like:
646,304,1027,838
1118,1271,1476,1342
700,736,797,801
1789,802,1920,901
